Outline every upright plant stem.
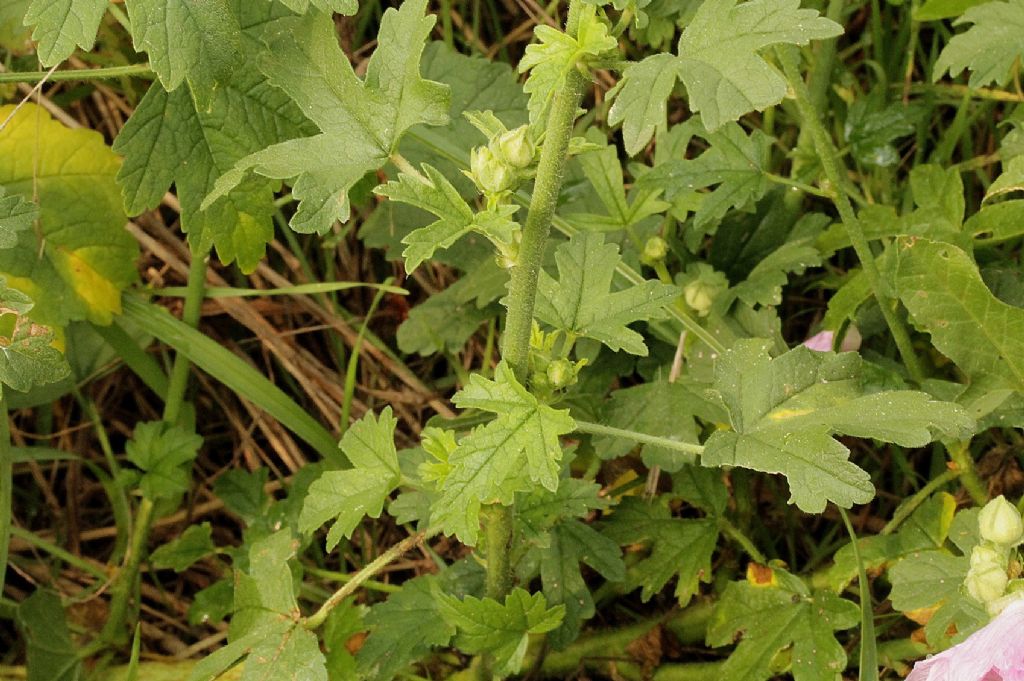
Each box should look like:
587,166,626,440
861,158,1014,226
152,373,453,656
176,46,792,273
102,249,209,645
777,46,926,385
501,69,587,380
0,396,10,600
478,3,588,677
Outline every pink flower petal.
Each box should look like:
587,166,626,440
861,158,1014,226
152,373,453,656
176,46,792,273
907,598,1024,681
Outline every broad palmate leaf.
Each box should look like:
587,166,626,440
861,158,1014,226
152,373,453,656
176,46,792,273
300,408,401,551
896,237,1024,391
707,567,859,681
934,0,1024,88
429,361,575,544
125,421,203,501
114,2,314,272
0,104,137,328
356,575,455,681
603,497,718,604
535,232,679,355
438,588,564,676
609,0,842,151
205,0,450,234
638,122,773,231
701,340,973,513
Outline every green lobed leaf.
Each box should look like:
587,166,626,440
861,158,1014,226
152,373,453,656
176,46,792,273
125,0,241,107
639,122,773,230
356,575,455,681
608,53,679,156
430,361,575,544
204,0,450,234
23,0,107,66
0,104,137,328
278,0,358,14
0,0,33,52
729,239,822,307
535,232,679,356
701,340,973,513
150,522,216,572
934,0,1024,88
609,0,841,147
190,530,327,681
114,1,313,272
518,5,617,123
537,520,625,648
603,496,718,604
376,164,518,272
125,421,203,501
299,408,400,550
895,237,1024,391
706,568,859,681
438,588,565,676
516,477,608,540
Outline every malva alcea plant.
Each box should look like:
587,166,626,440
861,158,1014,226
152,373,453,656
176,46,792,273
3,0,1024,679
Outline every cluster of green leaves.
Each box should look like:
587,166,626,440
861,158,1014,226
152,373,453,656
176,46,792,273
6,0,1024,679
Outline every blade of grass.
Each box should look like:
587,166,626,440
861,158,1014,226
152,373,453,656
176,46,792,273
838,506,879,681
120,295,338,460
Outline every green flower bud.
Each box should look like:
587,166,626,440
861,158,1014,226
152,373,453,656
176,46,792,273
546,358,575,389
971,544,1007,570
642,236,669,263
470,146,514,195
683,280,716,317
497,126,534,169
979,495,1024,547
966,560,1009,603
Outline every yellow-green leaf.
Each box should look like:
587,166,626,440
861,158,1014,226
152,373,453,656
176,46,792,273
0,103,137,327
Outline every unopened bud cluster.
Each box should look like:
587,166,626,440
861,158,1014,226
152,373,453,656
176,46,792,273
468,125,536,199
528,324,586,398
678,263,728,318
964,496,1024,615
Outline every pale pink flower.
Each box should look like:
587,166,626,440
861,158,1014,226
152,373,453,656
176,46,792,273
907,598,1024,681
802,326,862,353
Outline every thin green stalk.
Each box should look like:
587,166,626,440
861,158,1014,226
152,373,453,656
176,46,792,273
838,507,879,681
340,278,392,433
102,250,208,646
574,420,705,456
719,518,767,565
0,396,10,599
880,468,961,535
303,530,431,630
163,250,209,426
945,440,987,506
777,46,926,385
8,527,108,581
0,63,154,84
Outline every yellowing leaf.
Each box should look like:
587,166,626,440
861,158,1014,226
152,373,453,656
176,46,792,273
0,104,137,327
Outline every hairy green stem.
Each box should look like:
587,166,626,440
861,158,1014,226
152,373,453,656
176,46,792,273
482,506,514,600
0,63,154,84
501,66,587,379
777,46,926,385
719,518,767,565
